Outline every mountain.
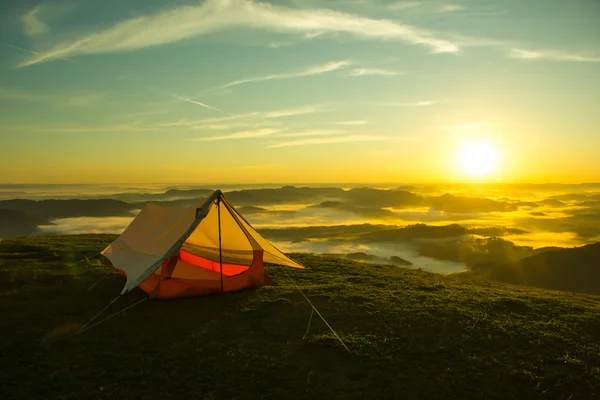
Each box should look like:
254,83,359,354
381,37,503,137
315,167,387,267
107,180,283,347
0,209,48,238
459,242,600,294
0,199,135,219
360,223,467,242
427,193,516,213
308,201,394,218
225,186,346,205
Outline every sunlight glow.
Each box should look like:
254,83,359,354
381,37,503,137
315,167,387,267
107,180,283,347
458,139,499,177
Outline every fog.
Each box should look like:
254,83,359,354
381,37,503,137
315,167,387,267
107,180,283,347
3,182,599,276
37,216,135,235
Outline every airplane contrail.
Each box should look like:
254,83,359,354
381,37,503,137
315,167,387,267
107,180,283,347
167,93,222,112
2,42,78,64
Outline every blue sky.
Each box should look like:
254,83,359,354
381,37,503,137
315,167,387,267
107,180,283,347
0,0,599,184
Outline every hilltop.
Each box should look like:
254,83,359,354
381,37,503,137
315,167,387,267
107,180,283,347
458,242,600,295
1,235,599,400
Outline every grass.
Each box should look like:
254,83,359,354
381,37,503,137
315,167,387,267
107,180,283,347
1,234,600,399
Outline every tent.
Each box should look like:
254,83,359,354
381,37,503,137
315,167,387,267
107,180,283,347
101,190,303,299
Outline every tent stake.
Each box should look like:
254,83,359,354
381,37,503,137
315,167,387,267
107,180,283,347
218,198,224,293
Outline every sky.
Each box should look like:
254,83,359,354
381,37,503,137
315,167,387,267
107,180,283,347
0,0,599,184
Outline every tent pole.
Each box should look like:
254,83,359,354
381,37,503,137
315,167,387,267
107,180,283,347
218,198,224,293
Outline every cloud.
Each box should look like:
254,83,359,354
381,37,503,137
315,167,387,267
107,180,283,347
386,1,422,11
183,104,332,129
268,41,293,48
262,104,332,118
437,3,466,13
347,68,402,76
192,112,261,127
188,128,281,141
334,120,367,125
168,93,222,112
275,129,346,138
18,0,459,67
267,134,386,148
0,87,101,106
22,6,50,37
4,122,156,133
509,48,600,63
2,43,76,64
386,1,465,13
219,60,352,89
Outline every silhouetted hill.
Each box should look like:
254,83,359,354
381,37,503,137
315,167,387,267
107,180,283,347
538,198,566,207
417,237,536,266
360,223,467,242
258,224,391,242
459,242,600,295
0,209,48,238
320,251,413,266
427,193,515,213
0,199,135,219
225,186,346,205
468,227,529,237
344,188,423,208
308,201,394,218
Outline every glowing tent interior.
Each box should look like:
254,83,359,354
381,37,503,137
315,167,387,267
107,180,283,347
101,190,303,299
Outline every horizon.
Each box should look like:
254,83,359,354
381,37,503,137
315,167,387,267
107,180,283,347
1,0,599,184
1,181,600,186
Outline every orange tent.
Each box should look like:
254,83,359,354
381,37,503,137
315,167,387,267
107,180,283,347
101,190,303,299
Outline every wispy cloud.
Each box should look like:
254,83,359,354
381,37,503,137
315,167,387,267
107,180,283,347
262,104,332,118
0,87,101,106
22,6,50,37
509,48,600,63
437,3,466,13
137,103,333,133
387,1,465,13
192,112,261,127
347,68,402,76
378,100,437,106
268,42,293,48
18,0,459,67
275,129,345,138
4,122,155,133
2,43,76,64
333,120,367,126
219,60,352,89
183,104,332,129
168,93,222,112
188,128,281,141
267,134,386,148
386,1,422,11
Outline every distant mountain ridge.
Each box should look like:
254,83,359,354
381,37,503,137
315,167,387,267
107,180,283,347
0,199,135,219
459,242,600,295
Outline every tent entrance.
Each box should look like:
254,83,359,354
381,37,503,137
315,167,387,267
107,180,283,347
168,249,251,278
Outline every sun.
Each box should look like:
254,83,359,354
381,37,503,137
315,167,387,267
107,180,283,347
458,139,499,177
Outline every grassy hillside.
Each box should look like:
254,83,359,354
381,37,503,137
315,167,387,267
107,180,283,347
459,243,600,295
1,235,599,400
